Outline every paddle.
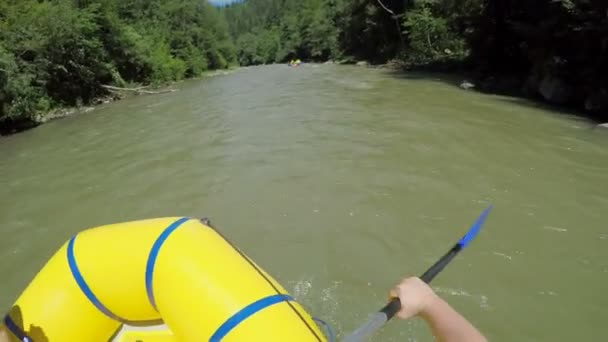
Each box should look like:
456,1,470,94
341,205,493,342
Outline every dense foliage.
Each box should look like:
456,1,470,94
222,0,608,118
220,0,339,65
1,0,607,134
0,0,235,134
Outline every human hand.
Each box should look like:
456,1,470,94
389,277,439,320
0,326,10,342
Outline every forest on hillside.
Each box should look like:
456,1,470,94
222,0,608,119
0,0,235,134
1,0,607,135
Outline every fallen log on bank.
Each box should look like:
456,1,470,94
101,84,177,95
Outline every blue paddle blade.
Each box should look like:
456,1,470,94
457,205,493,248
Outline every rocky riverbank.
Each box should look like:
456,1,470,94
349,57,608,124
469,72,608,121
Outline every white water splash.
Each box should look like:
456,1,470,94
434,286,491,310
286,279,489,340
287,277,344,336
542,225,568,232
291,278,313,298
419,214,445,221
329,78,374,90
492,251,513,260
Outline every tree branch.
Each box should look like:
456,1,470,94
375,0,395,15
375,0,405,51
427,32,434,51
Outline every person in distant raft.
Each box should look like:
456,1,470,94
391,277,487,342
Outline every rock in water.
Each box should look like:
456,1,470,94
523,74,541,96
584,88,608,113
356,61,368,67
597,123,608,129
460,80,475,90
539,76,573,104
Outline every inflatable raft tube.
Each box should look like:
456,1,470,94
1,217,326,341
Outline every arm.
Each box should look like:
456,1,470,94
0,325,10,342
390,277,487,342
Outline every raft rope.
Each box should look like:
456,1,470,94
201,217,325,342
313,317,336,342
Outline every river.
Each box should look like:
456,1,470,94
1,64,607,341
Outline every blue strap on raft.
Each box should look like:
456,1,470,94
210,294,295,341
145,217,191,311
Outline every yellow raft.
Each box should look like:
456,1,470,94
1,217,326,341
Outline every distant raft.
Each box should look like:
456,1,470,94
2,217,326,341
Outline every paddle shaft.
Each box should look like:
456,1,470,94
342,244,464,342
341,205,492,342
380,244,462,319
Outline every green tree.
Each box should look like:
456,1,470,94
0,44,48,133
224,0,339,64
402,0,465,64
0,0,238,134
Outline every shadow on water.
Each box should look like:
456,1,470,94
496,97,592,122
488,95,608,127
4,306,49,342
385,68,608,125
385,68,466,88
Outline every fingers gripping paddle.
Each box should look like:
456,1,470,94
342,205,493,342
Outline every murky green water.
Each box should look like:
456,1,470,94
1,64,607,341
